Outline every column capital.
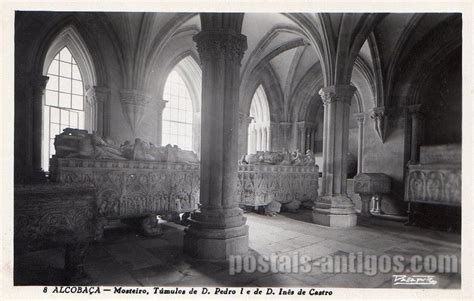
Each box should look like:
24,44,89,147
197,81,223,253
238,112,253,126
193,31,248,65
279,122,292,132
156,99,168,112
296,121,307,129
86,86,110,105
31,75,49,97
120,89,152,105
370,107,386,143
369,106,385,119
319,85,356,105
120,89,152,136
354,112,365,124
85,87,97,105
93,86,110,103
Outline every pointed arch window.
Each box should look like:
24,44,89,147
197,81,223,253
40,26,98,172
42,47,85,170
248,85,271,154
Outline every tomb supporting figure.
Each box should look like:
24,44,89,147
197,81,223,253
304,149,316,165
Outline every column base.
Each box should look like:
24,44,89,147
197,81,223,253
359,194,373,217
312,195,357,228
183,208,249,261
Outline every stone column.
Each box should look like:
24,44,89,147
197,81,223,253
313,85,357,228
193,111,202,156
407,104,422,163
303,127,307,151
298,122,305,151
279,122,292,151
156,99,168,147
312,127,316,152
309,128,313,152
314,127,319,151
84,86,110,137
94,86,111,137
301,124,306,151
31,75,49,181
85,87,97,131
184,17,249,260
301,127,305,151
354,113,365,174
261,126,267,151
256,125,262,151
266,125,271,151
247,124,256,154
238,112,251,157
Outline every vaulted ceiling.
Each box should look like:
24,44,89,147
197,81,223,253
16,11,461,115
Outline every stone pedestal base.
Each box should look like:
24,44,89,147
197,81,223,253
359,194,372,217
371,194,384,214
312,195,357,228
183,208,249,261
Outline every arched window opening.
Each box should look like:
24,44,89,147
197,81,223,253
162,70,194,151
248,85,271,154
40,26,97,172
41,47,85,171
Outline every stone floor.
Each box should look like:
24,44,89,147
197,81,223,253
14,209,461,288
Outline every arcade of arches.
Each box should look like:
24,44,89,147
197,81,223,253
14,12,462,286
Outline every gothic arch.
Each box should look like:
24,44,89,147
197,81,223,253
15,13,114,182
391,15,462,107
367,33,385,108
146,27,201,101
350,60,374,114
145,13,199,89
247,85,272,153
383,14,425,108
249,85,271,123
155,52,202,110
281,13,328,84
39,25,103,171
160,54,202,155
241,24,309,81
42,25,98,91
240,62,284,123
33,16,109,88
353,56,375,109
290,63,324,122
352,89,364,113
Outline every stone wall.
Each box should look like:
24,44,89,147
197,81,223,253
362,113,408,215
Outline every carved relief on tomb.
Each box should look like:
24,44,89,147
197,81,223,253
237,164,319,212
51,158,201,220
406,167,461,206
14,185,97,250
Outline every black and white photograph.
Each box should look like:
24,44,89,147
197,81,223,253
2,0,472,299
